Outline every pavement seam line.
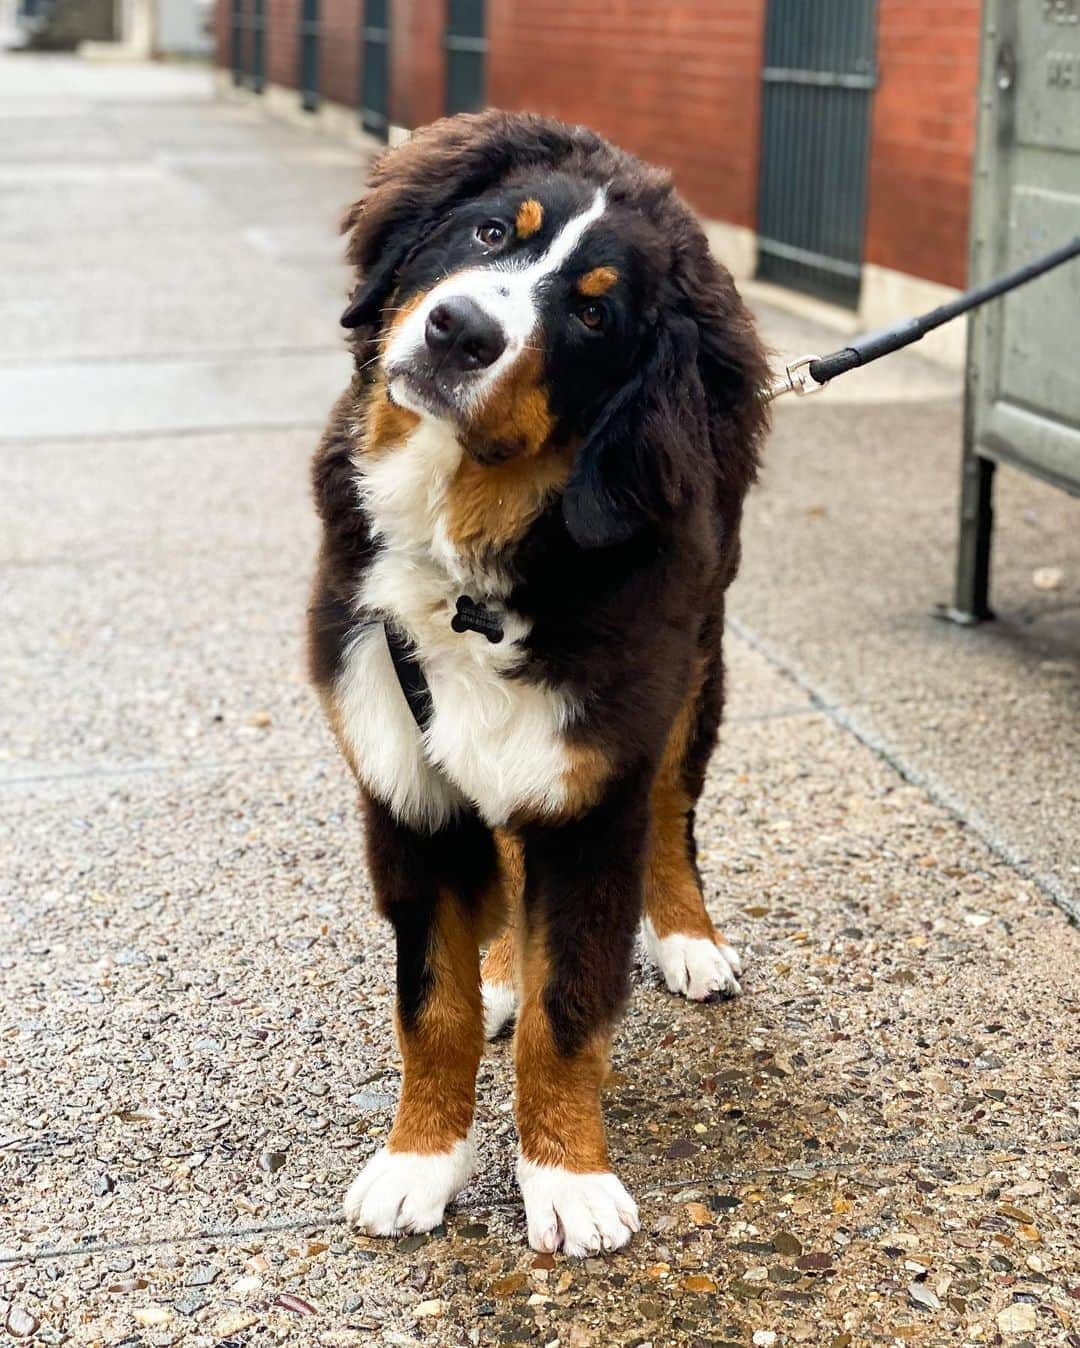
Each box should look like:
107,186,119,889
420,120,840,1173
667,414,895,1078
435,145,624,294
0,707,824,792
0,343,345,369
726,617,1080,925
0,1135,1036,1265
0,419,327,447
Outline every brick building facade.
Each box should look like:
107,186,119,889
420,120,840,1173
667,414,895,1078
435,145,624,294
218,0,983,355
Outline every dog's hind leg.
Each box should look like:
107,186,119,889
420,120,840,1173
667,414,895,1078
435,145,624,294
343,793,504,1237
481,926,518,1040
641,650,742,1001
480,831,524,1039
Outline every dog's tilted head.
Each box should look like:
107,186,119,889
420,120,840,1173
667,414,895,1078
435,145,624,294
340,110,770,550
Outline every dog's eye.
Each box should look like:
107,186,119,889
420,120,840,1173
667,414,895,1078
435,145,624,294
577,302,605,332
476,220,508,248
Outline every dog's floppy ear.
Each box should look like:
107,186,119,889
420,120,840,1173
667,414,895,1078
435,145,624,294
339,110,599,334
563,223,771,550
339,204,421,329
670,228,772,498
562,313,710,550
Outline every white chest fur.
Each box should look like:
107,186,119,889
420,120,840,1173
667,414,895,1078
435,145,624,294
334,418,577,830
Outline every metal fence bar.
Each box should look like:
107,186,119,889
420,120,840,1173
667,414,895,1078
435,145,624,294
359,0,389,138
445,0,486,114
756,0,877,307
230,0,244,86
249,0,265,93
298,0,319,112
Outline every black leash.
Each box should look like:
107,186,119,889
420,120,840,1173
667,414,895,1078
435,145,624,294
768,235,1080,401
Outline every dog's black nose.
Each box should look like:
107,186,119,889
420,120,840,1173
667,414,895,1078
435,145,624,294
425,297,507,372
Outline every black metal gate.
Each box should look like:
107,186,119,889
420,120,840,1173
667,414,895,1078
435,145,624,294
299,0,320,112
250,0,265,93
756,0,878,307
359,0,390,139
231,0,265,92
230,0,244,86
445,0,486,115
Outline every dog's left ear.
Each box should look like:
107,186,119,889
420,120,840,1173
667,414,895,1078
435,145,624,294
562,313,709,550
339,205,422,329
563,227,772,551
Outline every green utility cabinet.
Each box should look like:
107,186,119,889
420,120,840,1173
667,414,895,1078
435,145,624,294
953,0,1080,622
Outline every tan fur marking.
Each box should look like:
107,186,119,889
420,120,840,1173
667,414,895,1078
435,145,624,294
577,266,618,297
356,292,427,455
561,740,613,818
445,434,573,559
481,925,516,989
461,348,557,462
481,831,524,988
643,666,724,944
363,382,421,455
495,829,525,904
319,689,360,779
388,891,484,1155
515,198,544,239
448,347,569,558
514,927,610,1173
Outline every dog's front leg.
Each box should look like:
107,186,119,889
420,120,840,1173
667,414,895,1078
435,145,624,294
344,794,501,1236
513,778,648,1256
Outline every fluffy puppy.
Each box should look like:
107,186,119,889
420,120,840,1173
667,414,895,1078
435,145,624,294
308,109,769,1256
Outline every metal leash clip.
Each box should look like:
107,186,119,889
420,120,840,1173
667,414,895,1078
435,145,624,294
766,354,829,402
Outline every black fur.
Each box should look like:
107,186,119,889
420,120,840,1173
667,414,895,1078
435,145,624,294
310,110,770,1065
363,795,497,1032
520,772,652,1056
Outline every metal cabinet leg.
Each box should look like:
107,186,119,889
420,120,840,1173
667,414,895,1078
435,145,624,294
945,452,996,625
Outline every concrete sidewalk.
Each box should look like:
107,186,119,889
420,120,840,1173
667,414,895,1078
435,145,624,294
1,56,1078,1348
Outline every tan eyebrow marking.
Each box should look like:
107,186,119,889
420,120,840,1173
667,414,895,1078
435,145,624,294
576,266,619,297
515,199,544,239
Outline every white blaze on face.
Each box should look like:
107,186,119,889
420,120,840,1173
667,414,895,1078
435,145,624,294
385,189,608,416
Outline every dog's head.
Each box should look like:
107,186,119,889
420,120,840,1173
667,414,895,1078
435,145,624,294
341,110,769,549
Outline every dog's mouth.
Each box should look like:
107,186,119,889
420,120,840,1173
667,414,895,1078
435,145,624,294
386,364,466,421
386,365,512,462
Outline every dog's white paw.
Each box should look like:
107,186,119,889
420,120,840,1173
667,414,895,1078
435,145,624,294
516,1158,639,1257
642,917,742,1001
343,1135,475,1236
482,979,517,1040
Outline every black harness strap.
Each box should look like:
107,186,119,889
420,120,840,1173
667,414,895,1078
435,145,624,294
383,622,433,731
382,593,506,729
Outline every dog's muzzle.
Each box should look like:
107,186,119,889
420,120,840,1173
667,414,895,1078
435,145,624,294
424,296,508,375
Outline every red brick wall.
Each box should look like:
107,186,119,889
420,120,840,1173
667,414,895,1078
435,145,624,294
213,0,981,292
266,0,300,91
863,0,981,288
322,0,361,107
389,0,443,130
214,0,229,69
486,1,767,230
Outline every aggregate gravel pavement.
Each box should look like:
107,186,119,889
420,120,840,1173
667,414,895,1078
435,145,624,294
2,54,1077,1348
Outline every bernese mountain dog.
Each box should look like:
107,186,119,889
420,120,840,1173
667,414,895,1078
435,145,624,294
308,109,770,1256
